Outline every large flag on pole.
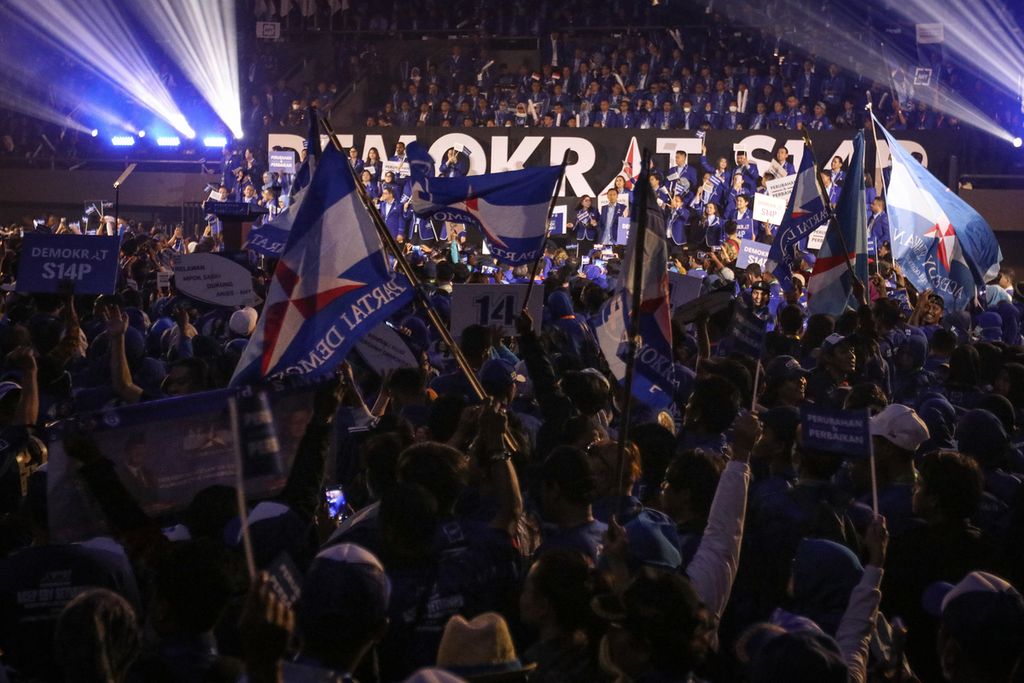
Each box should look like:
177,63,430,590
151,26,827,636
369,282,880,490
245,110,321,257
232,146,414,385
875,116,1001,310
765,145,831,290
807,132,869,315
594,186,676,409
408,143,561,265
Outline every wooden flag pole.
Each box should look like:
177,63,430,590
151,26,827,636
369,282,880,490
320,118,516,451
521,150,571,311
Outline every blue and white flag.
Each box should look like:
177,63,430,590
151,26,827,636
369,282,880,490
808,132,869,316
232,146,414,386
594,186,676,410
876,116,1001,310
765,145,831,290
408,145,561,265
245,110,321,258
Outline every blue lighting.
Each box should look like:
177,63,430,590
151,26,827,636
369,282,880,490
203,135,228,148
156,136,181,147
90,129,99,137
111,135,136,147
137,129,146,138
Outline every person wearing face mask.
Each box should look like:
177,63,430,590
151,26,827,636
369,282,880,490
669,80,686,107
723,100,743,129
679,100,697,130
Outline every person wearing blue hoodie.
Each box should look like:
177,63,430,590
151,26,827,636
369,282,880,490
542,290,601,368
891,331,934,406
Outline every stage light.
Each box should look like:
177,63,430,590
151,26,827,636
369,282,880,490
111,135,136,147
156,136,181,147
2,0,194,138
137,130,146,138
203,135,228,148
132,0,244,139
90,129,99,138
1014,137,1023,149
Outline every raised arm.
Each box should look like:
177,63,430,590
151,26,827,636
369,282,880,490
685,412,757,623
836,516,887,683
105,306,144,404
277,374,344,522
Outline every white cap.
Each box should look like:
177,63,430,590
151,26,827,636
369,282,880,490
870,404,929,451
229,306,259,337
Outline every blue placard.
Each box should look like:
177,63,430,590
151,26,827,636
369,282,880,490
16,233,120,295
269,149,297,173
800,406,872,457
736,238,771,269
548,210,565,236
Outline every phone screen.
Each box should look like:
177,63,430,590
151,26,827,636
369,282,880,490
325,488,346,520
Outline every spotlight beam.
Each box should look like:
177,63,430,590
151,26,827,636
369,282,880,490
713,0,1018,143
3,0,194,138
885,0,1024,103
0,86,92,135
134,0,243,138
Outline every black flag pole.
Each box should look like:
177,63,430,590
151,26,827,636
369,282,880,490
521,150,571,311
616,148,653,504
320,118,516,451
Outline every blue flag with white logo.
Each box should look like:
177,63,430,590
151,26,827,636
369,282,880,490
765,146,831,290
876,115,1002,310
232,146,414,386
407,143,561,265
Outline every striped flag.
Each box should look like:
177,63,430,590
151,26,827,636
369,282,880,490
807,132,868,315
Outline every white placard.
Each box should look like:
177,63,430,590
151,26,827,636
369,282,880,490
916,23,944,44
354,323,420,374
753,193,788,226
450,284,544,338
807,226,828,250
382,160,411,178
174,253,260,307
765,174,797,199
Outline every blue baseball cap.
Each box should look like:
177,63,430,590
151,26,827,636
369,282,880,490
478,358,525,396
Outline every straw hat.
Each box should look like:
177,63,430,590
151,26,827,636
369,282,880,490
435,613,535,681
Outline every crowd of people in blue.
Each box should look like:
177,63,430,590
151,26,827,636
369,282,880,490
1,3,1024,683
1,124,1023,683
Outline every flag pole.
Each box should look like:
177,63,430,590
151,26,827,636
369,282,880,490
865,101,894,269
865,104,916,303
802,131,862,290
616,148,652,506
521,150,571,312
320,118,516,451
